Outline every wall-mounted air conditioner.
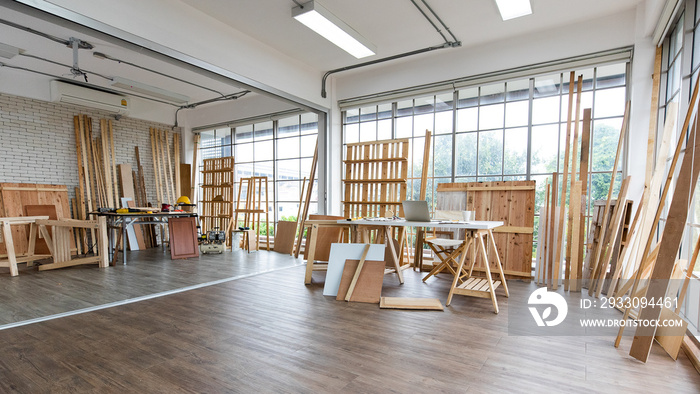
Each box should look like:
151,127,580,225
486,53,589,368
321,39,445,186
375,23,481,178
50,80,130,115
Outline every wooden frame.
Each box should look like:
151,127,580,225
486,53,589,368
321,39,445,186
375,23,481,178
35,218,109,270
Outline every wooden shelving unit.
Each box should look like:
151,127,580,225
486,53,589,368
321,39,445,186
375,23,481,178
200,156,235,244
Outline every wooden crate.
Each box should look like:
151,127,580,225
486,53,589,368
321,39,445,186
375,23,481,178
436,181,535,279
0,183,73,256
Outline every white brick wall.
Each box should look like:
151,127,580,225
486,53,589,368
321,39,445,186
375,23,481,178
0,93,181,214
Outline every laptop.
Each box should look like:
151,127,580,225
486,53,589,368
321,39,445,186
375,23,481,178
402,200,433,222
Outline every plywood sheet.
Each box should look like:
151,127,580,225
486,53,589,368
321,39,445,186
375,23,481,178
379,297,444,310
303,214,345,261
336,259,384,303
323,243,385,297
24,205,57,255
168,216,199,259
273,220,297,254
0,183,72,256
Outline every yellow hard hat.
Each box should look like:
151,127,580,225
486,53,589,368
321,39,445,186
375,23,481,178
176,196,191,205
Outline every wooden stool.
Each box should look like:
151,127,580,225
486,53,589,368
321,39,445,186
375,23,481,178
0,216,51,276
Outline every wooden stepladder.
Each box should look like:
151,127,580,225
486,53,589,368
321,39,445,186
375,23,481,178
233,177,270,252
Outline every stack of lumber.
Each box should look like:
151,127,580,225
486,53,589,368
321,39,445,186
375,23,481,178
200,156,235,243
534,71,631,292
150,127,180,207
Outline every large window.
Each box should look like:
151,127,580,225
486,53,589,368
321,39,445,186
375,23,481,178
342,63,628,257
197,112,319,236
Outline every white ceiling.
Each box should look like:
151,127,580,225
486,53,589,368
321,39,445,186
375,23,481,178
0,0,652,112
182,0,648,71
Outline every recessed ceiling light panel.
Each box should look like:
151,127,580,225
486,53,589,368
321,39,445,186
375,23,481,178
495,0,532,21
0,42,20,59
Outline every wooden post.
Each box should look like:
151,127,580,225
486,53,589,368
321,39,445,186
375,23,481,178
296,140,318,260
553,72,576,290
547,172,558,288
573,108,592,292
565,75,583,291
588,102,630,296
414,130,432,270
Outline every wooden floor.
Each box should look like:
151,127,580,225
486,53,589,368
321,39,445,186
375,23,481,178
0,250,699,392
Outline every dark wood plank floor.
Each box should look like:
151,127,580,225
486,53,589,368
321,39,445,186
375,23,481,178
0,248,301,326
0,251,699,392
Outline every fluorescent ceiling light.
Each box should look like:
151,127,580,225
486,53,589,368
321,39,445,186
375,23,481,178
110,76,189,104
495,0,532,21
0,42,19,59
293,0,376,59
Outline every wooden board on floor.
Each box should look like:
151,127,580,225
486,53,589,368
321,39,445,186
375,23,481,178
273,220,297,254
379,297,444,311
336,259,384,303
168,216,199,259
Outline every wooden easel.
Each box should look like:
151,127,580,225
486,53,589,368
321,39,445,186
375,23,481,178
233,176,270,252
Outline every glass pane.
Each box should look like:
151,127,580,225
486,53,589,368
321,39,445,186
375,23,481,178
531,124,560,174
277,136,299,159
434,135,452,177
596,63,626,89
235,142,254,163
254,140,273,161
534,74,560,97
378,119,392,140
235,125,253,144
276,180,300,201
507,79,530,101
360,121,377,142
532,96,560,125
481,83,505,104
505,101,529,128
215,128,231,146
456,133,477,176
479,104,504,130
531,174,552,210
457,107,478,132
594,87,626,118
300,135,316,157
200,147,220,161
345,108,359,123
278,202,300,221
360,105,377,121
277,159,300,180
414,113,434,136
397,99,413,116
254,121,273,140
478,129,503,175
435,111,453,135
436,92,454,111
345,123,359,144
301,113,318,135
576,68,595,91
591,118,622,172
504,127,528,175
236,163,254,181
278,116,299,137
200,130,216,148
414,96,434,114
378,103,392,119
396,116,412,138
457,87,478,108
412,136,425,178
221,145,232,157
590,172,622,202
